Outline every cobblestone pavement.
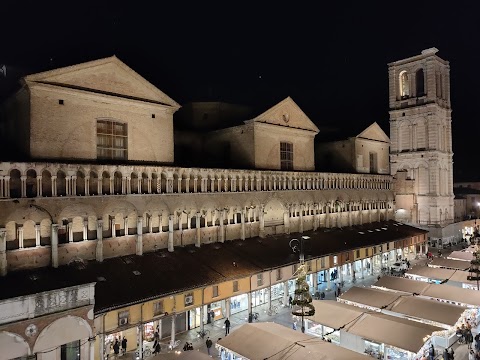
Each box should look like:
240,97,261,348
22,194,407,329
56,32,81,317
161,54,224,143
119,242,471,359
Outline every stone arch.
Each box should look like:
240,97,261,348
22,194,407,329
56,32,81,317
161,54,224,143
0,331,30,358
113,171,122,195
58,203,97,221
89,170,99,195
5,221,17,249
33,315,92,355
151,172,159,194
399,69,410,98
26,168,37,198
42,169,53,197
57,169,67,196
76,170,86,196
131,172,139,194
141,172,149,194
9,168,21,198
23,219,36,246
264,198,286,226
102,171,110,195
6,205,52,224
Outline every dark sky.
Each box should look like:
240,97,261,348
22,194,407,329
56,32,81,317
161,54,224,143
1,2,480,180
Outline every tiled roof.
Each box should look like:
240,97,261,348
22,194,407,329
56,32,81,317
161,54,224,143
0,220,427,314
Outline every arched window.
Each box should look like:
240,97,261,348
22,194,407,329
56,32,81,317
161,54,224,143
416,68,425,96
26,169,37,198
399,71,409,98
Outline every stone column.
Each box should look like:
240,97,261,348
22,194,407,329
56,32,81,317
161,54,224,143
35,224,41,247
185,178,190,193
326,269,331,291
299,205,304,233
225,298,231,318
267,286,272,311
98,332,105,360
111,218,116,238
20,175,26,197
18,226,24,249
170,313,176,346
168,214,174,252
193,177,198,193
83,219,88,241
370,257,374,275
68,220,73,243
283,281,289,307
259,204,265,238
148,215,153,233
123,217,128,236
138,323,144,359
313,204,319,231
51,224,59,268
219,210,225,243
4,176,10,198
360,259,364,279
195,213,201,247
0,176,4,198
136,216,143,256
284,208,290,235
0,229,6,276
240,210,246,240
85,177,89,196
248,292,252,316
96,220,104,262
147,176,152,194
72,176,77,196
52,175,57,197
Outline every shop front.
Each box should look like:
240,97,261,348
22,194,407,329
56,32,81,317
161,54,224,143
363,338,384,359
160,312,187,338
230,294,248,315
251,288,269,308
206,301,225,323
270,283,285,302
104,326,137,357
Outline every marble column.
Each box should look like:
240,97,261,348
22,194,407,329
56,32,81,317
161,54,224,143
18,226,24,249
240,210,246,240
96,220,104,262
219,210,225,243
136,216,143,256
195,213,201,247
83,219,88,241
0,229,6,276
259,205,265,238
51,224,59,268
168,214,174,252
35,224,41,247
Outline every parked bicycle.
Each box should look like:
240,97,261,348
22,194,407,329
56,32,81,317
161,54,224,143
267,306,278,316
197,329,210,339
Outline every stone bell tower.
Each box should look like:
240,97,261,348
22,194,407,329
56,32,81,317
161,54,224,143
388,48,454,227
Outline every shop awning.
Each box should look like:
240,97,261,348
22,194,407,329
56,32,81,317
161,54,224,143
373,275,480,307
306,300,365,329
448,251,475,261
390,296,465,327
216,322,368,360
429,257,471,270
405,266,455,281
372,276,429,295
308,300,443,354
339,286,401,309
347,313,443,354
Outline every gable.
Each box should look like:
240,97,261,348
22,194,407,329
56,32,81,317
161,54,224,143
24,56,180,108
357,122,389,142
250,97,319,133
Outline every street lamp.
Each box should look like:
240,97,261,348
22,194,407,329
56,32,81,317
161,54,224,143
468,244,480,291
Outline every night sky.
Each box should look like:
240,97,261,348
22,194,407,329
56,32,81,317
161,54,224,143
2,2,480,180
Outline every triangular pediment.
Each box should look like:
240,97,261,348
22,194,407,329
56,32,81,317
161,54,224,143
24,56,180,108
356,122,389,142
250,97,319,133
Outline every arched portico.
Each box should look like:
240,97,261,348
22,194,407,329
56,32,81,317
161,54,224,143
0,331,30,359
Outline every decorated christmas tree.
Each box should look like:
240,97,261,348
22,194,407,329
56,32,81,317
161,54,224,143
292,263,315,333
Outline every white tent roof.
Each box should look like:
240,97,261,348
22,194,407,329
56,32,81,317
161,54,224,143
372,276,429,295
216,322,368,360
308,300,442,354
429,257,470,270
390,296,465,327
406,266,476,286
151,351,212,360
339,286,400,308
373,275,480,307
448,251,475,261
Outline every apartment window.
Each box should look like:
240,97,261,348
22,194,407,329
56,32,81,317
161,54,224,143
366,248,369,257
257,274,263,287
212,285,219,298
97,119,128,160
356,250,360,258
61,340,80,360
333,256,338,266
320,257,326,268
233,281,239,292
276,269,282,281
386,243,390,250
280,142,293,170
118,310,129,326
153,301,164,316
307,261,312,272
345,252,350,261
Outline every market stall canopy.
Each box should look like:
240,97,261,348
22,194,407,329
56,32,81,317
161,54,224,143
448,251,475,261
347,313,443,354
216,322,368,360
151,351,212,360
307,300,364,328
390,296,465,327
339,286,401,309
406,266,455,281
372,276,429,295
373,275,480,307
308,301,443,354
429,258,471,270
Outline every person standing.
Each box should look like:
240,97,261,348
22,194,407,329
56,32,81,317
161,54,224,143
210,309,215,323
428,344,435,360
113,339,120,358
206,337,213,355
121,336,127,355
288,295,293,308
224,318,231,336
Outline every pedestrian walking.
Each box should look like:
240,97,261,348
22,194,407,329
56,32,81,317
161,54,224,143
466,328,474,349
206,337,213,355
320,291,325,300
224,317,231,336
210,309,215,323
443,348,449,360
428,344,435,360
449,347,455,359
121,336,127,355
113,339,120,358
153,342,161,354
288,295,293,308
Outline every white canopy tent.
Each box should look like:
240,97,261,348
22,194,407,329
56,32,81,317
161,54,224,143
372,275,480,307
405,266,477,288
151,351,212,360
428,257,470,270
216,322,368,360
447,250,475,261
